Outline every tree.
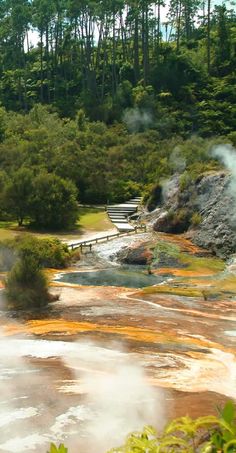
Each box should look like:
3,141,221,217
215,4,231,68
207,0,211,73
3,167,34,226
29,172,79,229
5,249,50,310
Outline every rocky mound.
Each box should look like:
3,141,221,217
150,171,236,259
116,244,153,265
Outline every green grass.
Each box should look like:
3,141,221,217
180,254,225,272
142,285,205,297
76,208,114,232
0,208,114,242
0,221,20,240
152,240,225,273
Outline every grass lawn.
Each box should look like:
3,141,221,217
0,208,114,242
76,207,113,232
0,221,20,240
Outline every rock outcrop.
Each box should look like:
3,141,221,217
116,244,153,265
150,171,236,258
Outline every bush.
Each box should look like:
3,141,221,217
48,444,68,453
5,254,50,310
179,171,193,191
0,236,71,271
146,183,163,212
29,173,79,230
108,401,236,452
165,208,191,234
191,212,202,227
3,235,70,310
16,236,71,269
48,401,236,453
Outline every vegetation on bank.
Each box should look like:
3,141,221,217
2,235,72,310
47,401,236,452
0,208,113,243
0,2,234,228
5,251,51,310
0,1,234,131
0,235,71,271
0,104,233,230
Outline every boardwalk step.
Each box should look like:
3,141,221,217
107,197,142,233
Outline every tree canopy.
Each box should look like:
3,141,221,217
0,0,234,126
0,1,234,226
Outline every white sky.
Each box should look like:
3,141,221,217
26,0,234,48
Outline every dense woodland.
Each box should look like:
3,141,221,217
0,0,235,228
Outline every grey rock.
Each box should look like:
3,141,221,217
150,171,236,258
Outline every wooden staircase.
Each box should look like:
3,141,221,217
107,197,142,232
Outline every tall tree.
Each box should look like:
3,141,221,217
207,0,211,73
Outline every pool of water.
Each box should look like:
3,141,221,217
55,268,164,288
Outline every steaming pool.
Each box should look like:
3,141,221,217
55,268,164,288
2,231,236,453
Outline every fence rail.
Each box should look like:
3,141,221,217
68,225,147,252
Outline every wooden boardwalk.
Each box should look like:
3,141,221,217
68,225,147,252
107,197,142,232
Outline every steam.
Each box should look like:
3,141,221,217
63,341,164,452
0,332,164,452
123,108,153,132
212,144,236,175
212,144,236,205
169,146,186,173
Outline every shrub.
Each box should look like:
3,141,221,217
179,171,192,191
48,444,68,453
0,235,71,271
3,235,72,310
47,402,236,453
146,183,163,212
108,401,236,452
165,208,191,234
191,212,202,227
16,236,71,269
5,253,50,310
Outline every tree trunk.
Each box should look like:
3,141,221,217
207,0,211,73
40,29,44,102
177,0,182,51
134,13,140,82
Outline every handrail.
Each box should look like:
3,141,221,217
68,225,147,251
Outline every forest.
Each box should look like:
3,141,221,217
0,0,235,228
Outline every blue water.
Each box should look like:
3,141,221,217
55,268,163,288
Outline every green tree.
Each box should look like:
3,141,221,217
5,251,50,310
30,172,79,229
215,4,231,69
3,167,34,226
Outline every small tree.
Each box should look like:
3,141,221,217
3,167,34,226
5,251,50,310
29,172,79,229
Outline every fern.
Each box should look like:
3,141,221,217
48,402,236,453
48,444,68,453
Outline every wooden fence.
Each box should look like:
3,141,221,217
68,225,147,252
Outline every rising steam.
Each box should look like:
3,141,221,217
0,331,164,453
63,341,164,452
123,108,153,132
212,144,236,205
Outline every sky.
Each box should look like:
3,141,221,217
26,0,235,48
